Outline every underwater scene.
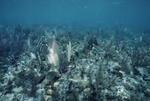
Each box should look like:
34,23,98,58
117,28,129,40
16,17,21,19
0,0,150,101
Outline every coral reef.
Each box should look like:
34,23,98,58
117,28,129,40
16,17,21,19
0,25,150,101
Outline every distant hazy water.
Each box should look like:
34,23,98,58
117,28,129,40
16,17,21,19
0,0,150,30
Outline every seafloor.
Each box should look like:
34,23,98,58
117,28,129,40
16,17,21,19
0,25,150,101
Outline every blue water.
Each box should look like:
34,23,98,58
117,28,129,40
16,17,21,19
0,0,150,29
